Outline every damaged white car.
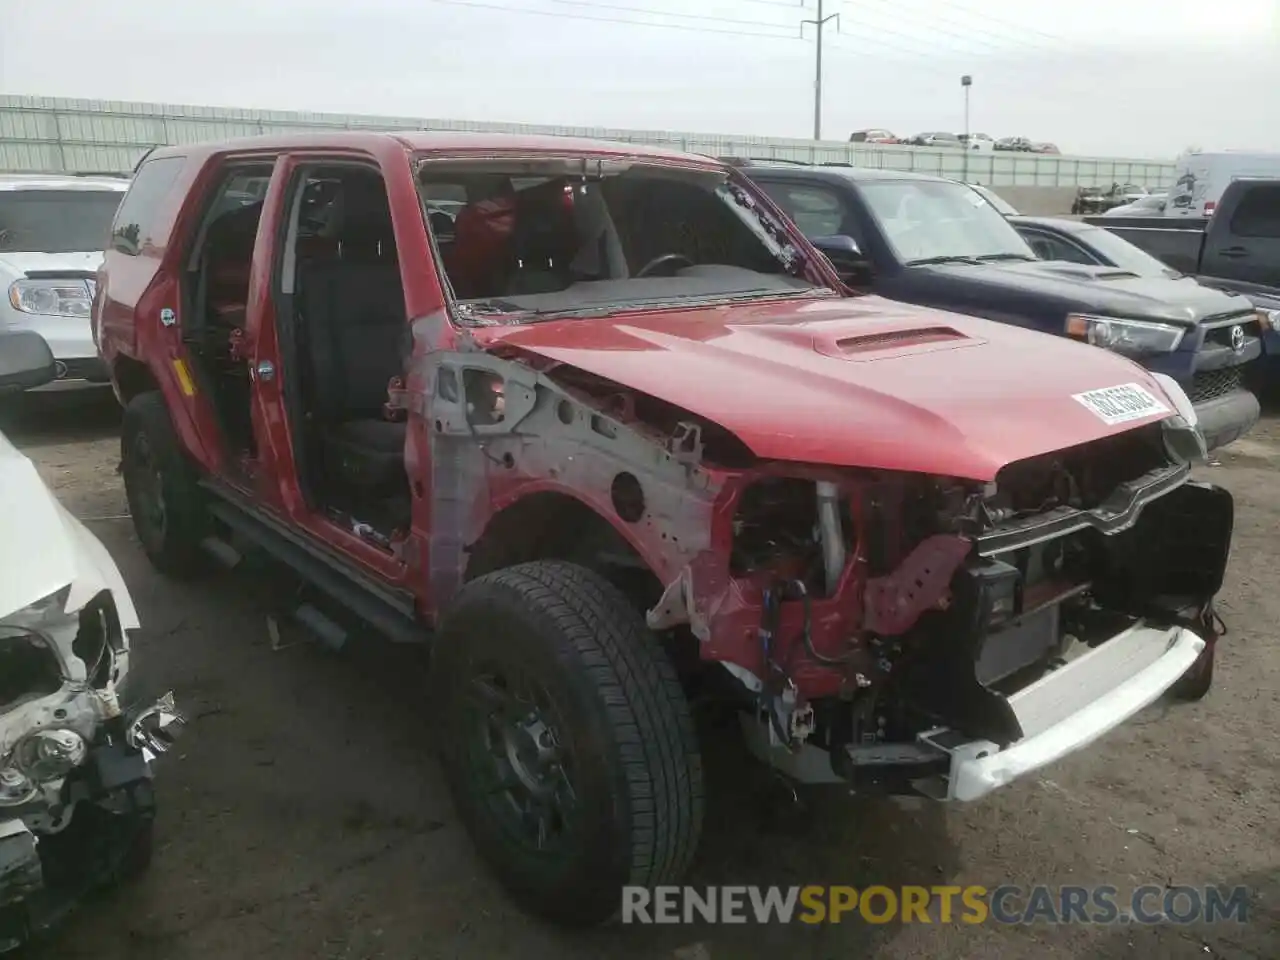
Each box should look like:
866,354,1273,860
0,330,182,950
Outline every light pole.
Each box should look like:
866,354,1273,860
803,0,839,141
961,74,972,183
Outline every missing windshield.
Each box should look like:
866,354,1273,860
415,157,828,323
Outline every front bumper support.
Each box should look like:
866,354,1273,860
0,691,184,954
913,624,1203,801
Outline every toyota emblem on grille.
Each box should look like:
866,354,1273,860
1231,325,1245,353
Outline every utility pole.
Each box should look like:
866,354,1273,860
803,0,839,141
961,74,973,183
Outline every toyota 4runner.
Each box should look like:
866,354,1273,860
95,132,1231,926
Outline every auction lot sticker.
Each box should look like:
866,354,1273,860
1072,383,1170,426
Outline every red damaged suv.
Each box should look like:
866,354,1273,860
94,132,1230,925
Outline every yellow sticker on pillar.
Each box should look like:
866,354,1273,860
172,358,196,397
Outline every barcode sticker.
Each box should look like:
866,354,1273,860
1072,383,1170,426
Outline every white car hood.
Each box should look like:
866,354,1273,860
0,429,138,626
0,250,104,279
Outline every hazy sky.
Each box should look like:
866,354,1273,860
2,0,1278,159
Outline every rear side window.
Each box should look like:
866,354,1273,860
1021,229,1092,265
111,156,185,256
1228,185,1280,239
756,182,849,238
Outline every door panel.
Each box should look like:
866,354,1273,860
1202,184,1280,289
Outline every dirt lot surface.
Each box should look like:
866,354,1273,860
4,389,1278,960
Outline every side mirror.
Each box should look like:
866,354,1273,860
0,331,57,394
812,235,873,286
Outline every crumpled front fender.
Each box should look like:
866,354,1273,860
0,435,137,628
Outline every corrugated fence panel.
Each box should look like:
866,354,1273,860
0,95,1177,187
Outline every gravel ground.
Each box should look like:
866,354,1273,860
3,388,1277,960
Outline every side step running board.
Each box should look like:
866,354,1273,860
202,486,424,645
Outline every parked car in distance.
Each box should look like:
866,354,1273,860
849,129,898,144
908,132,964,148
1088,178,1280,359
1072,183,1149,216
97,131,1228,927
1168,150,1280,218
0,329,184,951
1,174,128,392
1105,193,1167,217
995,137,1034,152
743,163,1261,451
1030,142,1061,155
960,133,995,152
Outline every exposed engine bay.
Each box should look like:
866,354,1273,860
644,416,1230,799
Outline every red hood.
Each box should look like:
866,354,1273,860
474,296,1175,481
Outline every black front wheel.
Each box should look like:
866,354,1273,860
433,561,704,926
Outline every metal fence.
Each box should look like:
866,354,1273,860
0,95,1176,188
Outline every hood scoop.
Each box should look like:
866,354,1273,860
1034,262,1138,282
817,325,979,361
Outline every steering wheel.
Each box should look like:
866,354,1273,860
635,253,695,278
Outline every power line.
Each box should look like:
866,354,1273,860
853,0,1073,57
547,0,800,31
836,16,985,58
422,0,802,39
828,21,1126,103
887,0,1076,47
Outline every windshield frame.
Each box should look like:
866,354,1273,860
966,183,1020,217
412,153,841,325
0,187,125,254
855,177,1038,265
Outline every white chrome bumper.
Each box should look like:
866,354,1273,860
918,624,1204,802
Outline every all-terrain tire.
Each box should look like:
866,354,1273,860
1170,641,1215,701
433,560,704,927
121,391,209,578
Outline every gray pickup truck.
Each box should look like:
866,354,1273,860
1086,178,1280,366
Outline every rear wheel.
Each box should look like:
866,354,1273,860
433,560,703,926
121,391,209,578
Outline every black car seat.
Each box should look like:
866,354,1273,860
298,176,409,498
502,179,580,296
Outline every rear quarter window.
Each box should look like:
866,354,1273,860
111,156,186,256
755,182,849,238
1228,185,1280,239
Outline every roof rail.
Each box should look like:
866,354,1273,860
715,156,809,167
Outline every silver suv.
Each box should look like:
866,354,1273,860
0,173,128,390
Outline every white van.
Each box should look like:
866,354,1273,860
1167,150,1280,218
